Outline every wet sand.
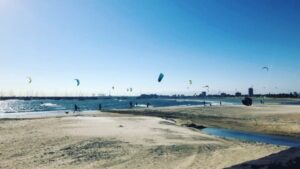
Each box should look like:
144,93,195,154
0,111,286,169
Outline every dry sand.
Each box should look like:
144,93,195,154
0,112,285,169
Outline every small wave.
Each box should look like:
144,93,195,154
175,99,204,103
135,104,152,108
40,103,60,107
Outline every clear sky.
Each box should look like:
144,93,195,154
0,0,299,96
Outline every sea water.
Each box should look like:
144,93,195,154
0,98,210,113
0,97,299,114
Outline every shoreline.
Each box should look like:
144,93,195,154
107,104,300,138
0,111,290,169
2,104,300,137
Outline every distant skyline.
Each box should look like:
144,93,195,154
0,0,299,96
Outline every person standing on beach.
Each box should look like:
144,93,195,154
74,104,78,113
99,104,102,111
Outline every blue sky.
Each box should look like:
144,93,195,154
0,0,299,96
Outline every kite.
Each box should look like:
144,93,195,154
158,73,164,82
203,85,209,92
74,79,80,86
262,66,269,72
27,77,32,84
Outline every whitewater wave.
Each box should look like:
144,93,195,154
135,104,153,108
40,103,60,107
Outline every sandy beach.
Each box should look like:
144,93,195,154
1,107,297,169
110,105,300,138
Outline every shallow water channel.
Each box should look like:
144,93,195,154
202,128,300,147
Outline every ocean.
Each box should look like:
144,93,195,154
0,97,239,114
0,97,299,114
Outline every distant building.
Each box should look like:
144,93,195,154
248,88,254,97
235,92,242,97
